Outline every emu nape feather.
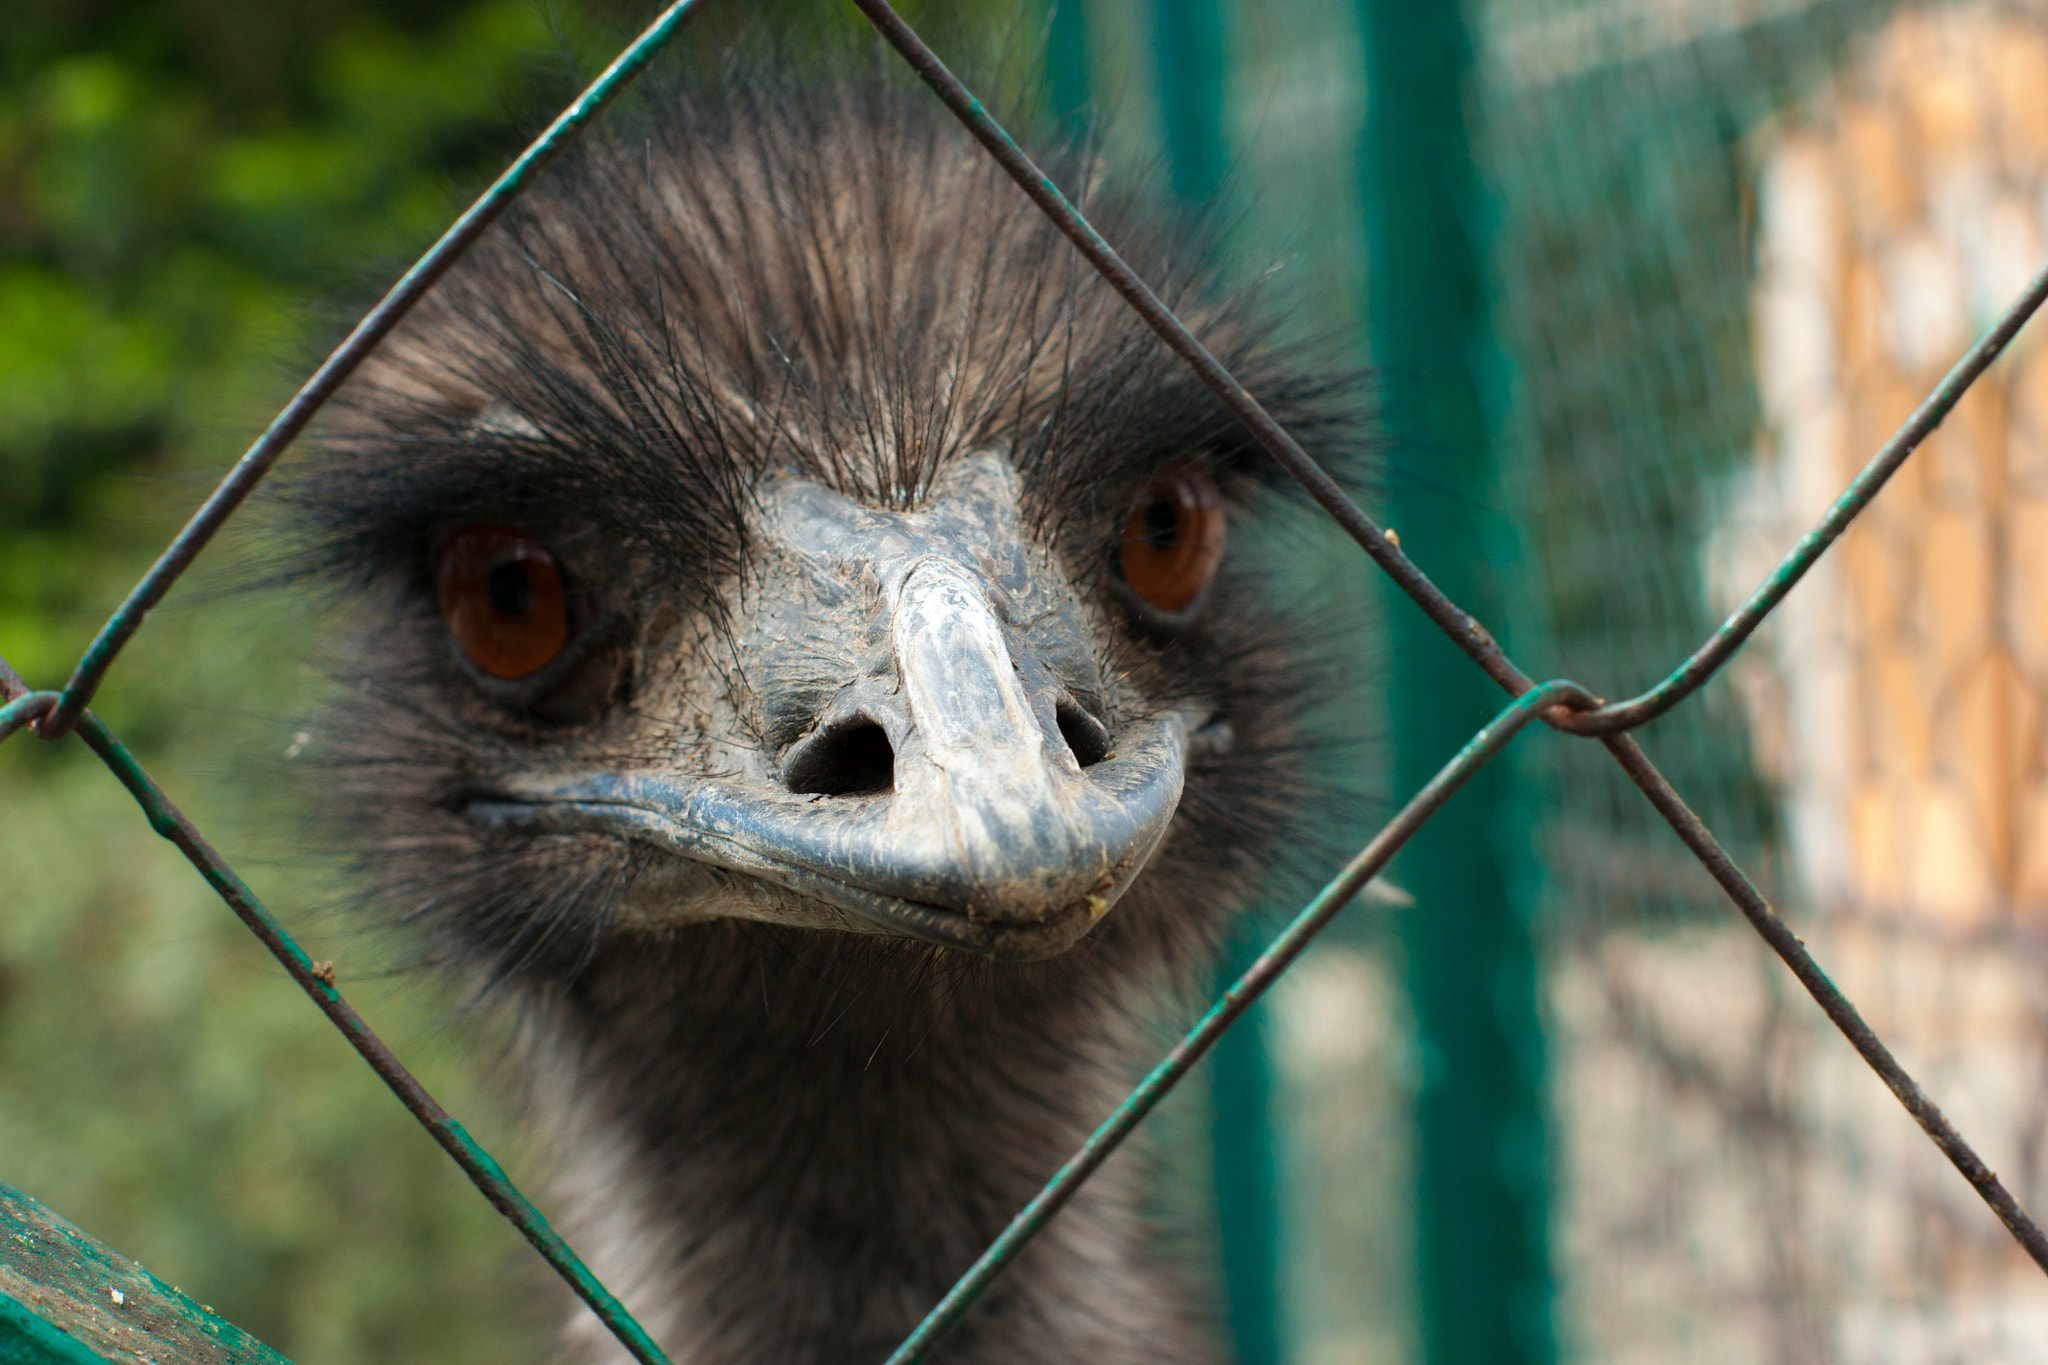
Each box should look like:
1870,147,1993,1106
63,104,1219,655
291,58,1366,1365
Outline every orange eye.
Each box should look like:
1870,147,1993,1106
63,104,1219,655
1119,463,1226,614
435,526,569,680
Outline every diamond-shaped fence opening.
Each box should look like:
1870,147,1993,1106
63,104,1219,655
4,1,2048,1362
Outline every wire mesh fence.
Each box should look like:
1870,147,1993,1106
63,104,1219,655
5,1,2048,1362
1484,2,2048,1358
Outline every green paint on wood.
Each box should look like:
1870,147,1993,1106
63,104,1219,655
0,1181,292,1365
0,1298,109,1365
1356,3,1558,1364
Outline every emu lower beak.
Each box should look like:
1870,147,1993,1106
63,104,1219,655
471,462,1196,961
479,710,1185,961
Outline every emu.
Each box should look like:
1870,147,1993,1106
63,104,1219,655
296,62,1360,1365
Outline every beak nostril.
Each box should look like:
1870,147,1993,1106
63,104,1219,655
784,721,896,797
1056,700,1112,769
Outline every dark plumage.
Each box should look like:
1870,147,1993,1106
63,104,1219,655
292,54,1366,1365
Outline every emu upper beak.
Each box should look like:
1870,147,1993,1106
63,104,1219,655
472,453,1196,962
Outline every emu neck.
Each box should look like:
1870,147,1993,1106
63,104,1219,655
531,923,1217,1365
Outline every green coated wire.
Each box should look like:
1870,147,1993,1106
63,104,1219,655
883,682,1597,1363
68,702,677,1365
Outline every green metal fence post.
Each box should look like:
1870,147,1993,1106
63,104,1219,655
1148,3,1285,1361
1044,0,1091,135
1355,4,1557,1364
1150,0,1228,204
1203,959,1284,1365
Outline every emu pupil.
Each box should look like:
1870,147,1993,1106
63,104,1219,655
486,559,533,619
1143,493,1181,550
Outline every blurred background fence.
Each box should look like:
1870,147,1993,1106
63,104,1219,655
5,0,2048,1362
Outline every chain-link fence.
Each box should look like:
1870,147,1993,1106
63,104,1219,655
5,1,2048,1362
1490,3,2048,1359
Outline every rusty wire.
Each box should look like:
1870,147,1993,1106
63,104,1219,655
3,2,2048,1363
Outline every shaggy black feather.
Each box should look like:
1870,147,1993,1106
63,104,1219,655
283,50,1376,1365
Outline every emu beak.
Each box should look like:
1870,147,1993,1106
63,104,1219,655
474,453,1196,961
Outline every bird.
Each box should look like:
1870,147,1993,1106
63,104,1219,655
288,49,1366,1365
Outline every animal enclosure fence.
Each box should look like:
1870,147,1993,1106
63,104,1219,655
3,1,2048,1362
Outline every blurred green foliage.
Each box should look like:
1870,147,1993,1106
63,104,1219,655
0,3,1054,1361
0,2,648,1360
0,0,609,689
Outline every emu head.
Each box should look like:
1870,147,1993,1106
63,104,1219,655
298,78,1357,986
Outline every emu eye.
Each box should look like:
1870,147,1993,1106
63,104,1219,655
1119,463,1226,615
436,526,569,680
